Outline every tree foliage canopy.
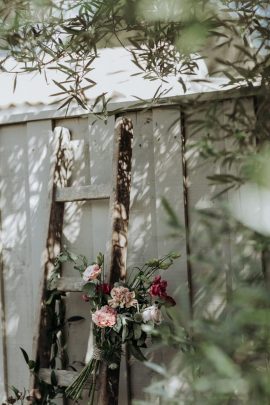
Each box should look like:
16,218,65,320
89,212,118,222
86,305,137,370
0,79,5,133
0,0,269,111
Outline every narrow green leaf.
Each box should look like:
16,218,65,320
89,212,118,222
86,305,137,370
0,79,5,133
20,347,29,365
28,360,36,370
11,386,21,399
144,361,167,376
13,74,17,93
67,316,85,323
51,370,58,386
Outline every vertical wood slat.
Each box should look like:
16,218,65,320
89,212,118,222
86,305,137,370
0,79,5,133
88,115,115,259
128,108,190,401
127,110,158,401
127,110,158,266
152,108,189,308
88,114,133,405
85,115,114,368
26,121,54,319
185,100,224,313
55,118,97,378
0,209,8,400
151,108,190,391
186,97,259,312
0,123,32,392
31,127,72,393
224,98,260,292
56,118,95,373
180,110,194,314
254,94,270,285
106,117,134,283
98,117,133,405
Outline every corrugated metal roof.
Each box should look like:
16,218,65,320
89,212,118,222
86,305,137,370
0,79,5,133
0,47,233,120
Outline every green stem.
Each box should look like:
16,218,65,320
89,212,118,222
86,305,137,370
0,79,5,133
65,359,96,400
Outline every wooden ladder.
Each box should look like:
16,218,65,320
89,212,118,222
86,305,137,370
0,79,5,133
31,117,133,404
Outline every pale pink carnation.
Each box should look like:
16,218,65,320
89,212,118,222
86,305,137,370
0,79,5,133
108,286,138,309
82,264,101,282
92,305,117,328
142,305,162,324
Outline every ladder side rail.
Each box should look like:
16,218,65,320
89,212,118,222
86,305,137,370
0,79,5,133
30,127,72,393
99,117,133,405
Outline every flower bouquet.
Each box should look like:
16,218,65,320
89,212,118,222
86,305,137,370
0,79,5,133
64,251,180,402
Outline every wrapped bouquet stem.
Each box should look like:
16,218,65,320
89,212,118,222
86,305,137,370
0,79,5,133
65,347,102,401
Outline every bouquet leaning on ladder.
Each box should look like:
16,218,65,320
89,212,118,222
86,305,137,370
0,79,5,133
64,250,180,402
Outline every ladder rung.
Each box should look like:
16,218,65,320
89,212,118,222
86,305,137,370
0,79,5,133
39,368,93,387
55,184,110,202
54,277,84,292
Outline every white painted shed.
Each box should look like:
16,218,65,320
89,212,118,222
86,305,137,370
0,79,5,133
0,47,258,403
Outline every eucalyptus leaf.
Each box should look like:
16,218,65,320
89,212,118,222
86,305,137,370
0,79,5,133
82,282,96,297
133,323,142,340
122,325,129,342
144,361,167,376
128,343,147,362
113,316,122,333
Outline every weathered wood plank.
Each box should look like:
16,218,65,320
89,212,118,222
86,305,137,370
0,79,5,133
0,209,8,401
39,368,92,387
224,98,259,294
54,277,84,292
31,127,72,396
88,115,116,404
152,107,190,311
130,108,189,402
127,110,158,266
0,123,34,393
185,101,228,316
126,110,157,404
56,118,90,187
106,117,133,283
55,184,110,202
26,120,57,317
98,117,133,405
88,115,115,257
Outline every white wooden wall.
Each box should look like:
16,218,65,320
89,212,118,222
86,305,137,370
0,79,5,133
0,98,257,402
0,121,56,399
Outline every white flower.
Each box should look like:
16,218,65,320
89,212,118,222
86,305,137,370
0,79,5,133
82,264,101,282
167,376,183,398
142,305,162,324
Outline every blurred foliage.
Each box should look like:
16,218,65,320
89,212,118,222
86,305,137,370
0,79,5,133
134,206,270,404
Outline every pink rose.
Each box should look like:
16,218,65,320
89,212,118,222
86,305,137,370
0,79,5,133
82,264,101,282
149,276,167,298
92,305,117,328
108,286,138,309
